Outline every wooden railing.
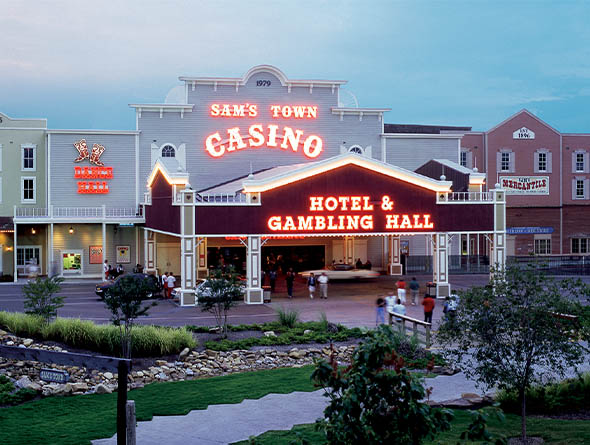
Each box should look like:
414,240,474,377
388,312,432,348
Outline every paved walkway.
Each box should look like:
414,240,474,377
92,371,485,445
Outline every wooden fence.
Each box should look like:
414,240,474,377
388,312,432,348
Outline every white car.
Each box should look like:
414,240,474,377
171,278,246,300
301,264,380,280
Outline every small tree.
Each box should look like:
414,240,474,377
312,325,453,445
22,275,65,323
437,263,589,442
103,274,156,358
197,268,243,338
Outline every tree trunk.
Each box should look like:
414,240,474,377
520,388,527,441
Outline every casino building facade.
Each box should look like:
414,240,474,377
20,65,590,302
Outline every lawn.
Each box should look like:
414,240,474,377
234,410,590,444
0,365,317,445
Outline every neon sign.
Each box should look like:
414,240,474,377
73,140,113,194
205,104,323,159
267,195,435,232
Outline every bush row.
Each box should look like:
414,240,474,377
497,373,590,415
0,311,196,357
0,375,36,406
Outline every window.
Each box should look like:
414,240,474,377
571,238,590,254
460,151,467,167
0,178,3,204
576,179,585,198
21,144,36,171
538,152,547,172
348,145,363,155
16,246,41,272
21,177,36,203
576,153,584,172
534,238,551,255
161,145,175,157
501,152,510,171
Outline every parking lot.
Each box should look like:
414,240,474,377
0,273,587,329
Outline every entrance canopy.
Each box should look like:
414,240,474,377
143,153,505,305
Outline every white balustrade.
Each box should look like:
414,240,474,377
14,206,143,220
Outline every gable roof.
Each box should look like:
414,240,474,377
241,153,452,193
146,159,190,187
487,109,560,135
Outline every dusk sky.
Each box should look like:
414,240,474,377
2,0,590,132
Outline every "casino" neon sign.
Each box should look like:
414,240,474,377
205,104,323,159
267,195,435,232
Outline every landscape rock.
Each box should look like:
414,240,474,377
22,339,34,347
103,372,113,380
179,348,190,359
15,376,33,389
263,331,277,337
303,329,312,335
94,383,112,394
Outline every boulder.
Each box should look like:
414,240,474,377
103,372,114,380
15,376,33,389
303,329,313,335
70,382,89,392
157,372,169,381
263,331,277,337
0,329,7,336
94,383,112,394
22,339,34,347
179,348,190,359
288,350,306,359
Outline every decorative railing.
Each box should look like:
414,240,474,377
388,312,432,348
14,206,143,219
441,191,494,202
196,193,248,204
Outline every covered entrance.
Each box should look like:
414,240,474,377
142,154,506,306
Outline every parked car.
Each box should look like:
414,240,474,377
95,273,162,299
300,264,380,280
171,278,246,301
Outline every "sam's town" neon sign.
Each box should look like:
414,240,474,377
267,195,435,232
205,104,323,159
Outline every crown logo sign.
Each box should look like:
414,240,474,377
74,139,106,166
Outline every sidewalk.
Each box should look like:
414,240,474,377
92,371,486,445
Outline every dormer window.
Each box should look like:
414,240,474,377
349,145,364,155
162,145,175,158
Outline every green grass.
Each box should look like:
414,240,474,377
0,365,316,445
233,409,590,444
0,311,196,357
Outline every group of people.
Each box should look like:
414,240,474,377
103,260,125,280
160,271,177,299
306,272,329,299
354,258,372,270
376,276,439,326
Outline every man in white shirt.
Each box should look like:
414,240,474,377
161,272,168,298
392,298,407,323
318,272,329,299
166,272,176,299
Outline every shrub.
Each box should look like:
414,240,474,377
0,311,196,357
22,275,65,323
276,307,299,329
497,373,590,415
0,375,37,406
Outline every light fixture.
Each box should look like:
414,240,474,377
6,246,13,252
31,228,36,235
69,226,74,234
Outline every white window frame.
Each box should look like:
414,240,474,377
161,144,176,158
16,245,42,274
0,143,3,171
0,177,3,204
21,144,36,172
534,236,552,255
576,152,585,172
460,151,467,167
571,237,590,254
500,152,510,171
348,145,364,155
21,176,36,204
61,249,83,275
576,179,585,199
537,151,547,172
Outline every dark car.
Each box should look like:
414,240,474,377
95,273,162,299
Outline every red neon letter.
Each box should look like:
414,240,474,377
227,127,247,151
412,214,423,229
281,127,303,151
360,215,373,230
303,135,322,158
324,196,338,211
423,214,434,229
267,125,279,147
205,132,225,157
309,196,324,211
268,216,282,231
248,124,265,147
210,104,220,116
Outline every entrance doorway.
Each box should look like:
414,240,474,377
157,243,180,276
261,245,325,273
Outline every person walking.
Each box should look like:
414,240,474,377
409,277,420,306
166,272,176,299
103,260,110,279
318,272,329,299
422,293,435,324
269,269,277,293
376,297,386,325
396,277,406,304
392,298,407,323
307,273,317,299
285,268,295,298
161,271,168,298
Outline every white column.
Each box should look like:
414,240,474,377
101,222,106,281
490,187,507,277
49,223,54,276
388,235,402,275
144,229,156,272
13,223,17,282
432,233,451,298
245,235,263,304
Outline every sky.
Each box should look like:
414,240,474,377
2,0,590,132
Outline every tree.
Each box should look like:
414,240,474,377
22,275,65,323
312,325,453,445
103,274,157,358
197,268,243,338
437,263,589,442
